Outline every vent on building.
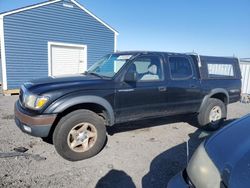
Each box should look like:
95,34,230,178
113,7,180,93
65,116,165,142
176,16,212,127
63,3,74,8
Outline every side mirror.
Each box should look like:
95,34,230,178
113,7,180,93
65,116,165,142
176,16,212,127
124,72,137,82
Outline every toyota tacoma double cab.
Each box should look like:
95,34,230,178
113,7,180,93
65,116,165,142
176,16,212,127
14,51,241,161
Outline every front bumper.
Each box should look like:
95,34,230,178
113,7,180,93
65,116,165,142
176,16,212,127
14,102,57,137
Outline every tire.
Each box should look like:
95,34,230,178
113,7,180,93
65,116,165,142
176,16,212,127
53,109,106,161
194,98,226,131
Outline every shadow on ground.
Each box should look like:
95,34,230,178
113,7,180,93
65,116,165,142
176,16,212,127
107,115,190,135
95,169,136,188
97,118,237,188
141,118,237,188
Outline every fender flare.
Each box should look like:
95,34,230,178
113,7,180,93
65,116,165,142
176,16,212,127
199,88,229,112
44,95,115,126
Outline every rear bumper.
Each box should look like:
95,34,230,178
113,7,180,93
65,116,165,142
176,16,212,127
14,102,57,137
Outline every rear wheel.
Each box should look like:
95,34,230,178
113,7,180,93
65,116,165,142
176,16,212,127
53,109,106,161
194,98,226,131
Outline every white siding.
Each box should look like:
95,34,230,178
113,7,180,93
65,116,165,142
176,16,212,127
0,16,4,86
240,62,250,94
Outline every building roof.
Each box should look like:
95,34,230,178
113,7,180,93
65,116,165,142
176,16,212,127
0,0,118,35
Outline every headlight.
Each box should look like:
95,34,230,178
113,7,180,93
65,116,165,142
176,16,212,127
186,142,221,188
24,93,49,110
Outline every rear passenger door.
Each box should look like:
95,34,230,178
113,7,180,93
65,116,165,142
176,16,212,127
166,55,202,114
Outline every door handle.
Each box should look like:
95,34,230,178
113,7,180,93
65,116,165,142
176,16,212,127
190,85,198,88
118,88,135,92
158,86,167,92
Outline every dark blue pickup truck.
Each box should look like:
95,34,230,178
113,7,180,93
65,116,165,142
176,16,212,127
14,51,241,161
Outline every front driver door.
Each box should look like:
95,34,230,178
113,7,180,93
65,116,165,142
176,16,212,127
115,54,167,123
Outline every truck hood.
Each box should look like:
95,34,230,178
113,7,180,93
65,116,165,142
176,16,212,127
23,74,112,95
30,74,99,84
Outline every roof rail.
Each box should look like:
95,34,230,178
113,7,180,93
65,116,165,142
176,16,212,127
185,52,199,56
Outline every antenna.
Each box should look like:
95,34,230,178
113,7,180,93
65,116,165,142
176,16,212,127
186,140,189,165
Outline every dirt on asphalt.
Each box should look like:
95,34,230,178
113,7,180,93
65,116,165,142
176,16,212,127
0,96,249,188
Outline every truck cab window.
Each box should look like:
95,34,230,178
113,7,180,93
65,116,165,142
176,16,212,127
169,57,193,79
130,56,163,81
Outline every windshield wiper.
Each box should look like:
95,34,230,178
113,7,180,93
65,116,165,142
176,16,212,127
85,72,104,79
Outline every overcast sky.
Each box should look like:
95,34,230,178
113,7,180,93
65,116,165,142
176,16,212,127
1,0,250,57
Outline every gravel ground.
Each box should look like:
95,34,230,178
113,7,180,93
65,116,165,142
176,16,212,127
0,96,249,188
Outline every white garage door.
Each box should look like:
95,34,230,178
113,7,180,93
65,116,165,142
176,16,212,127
50,43,87,76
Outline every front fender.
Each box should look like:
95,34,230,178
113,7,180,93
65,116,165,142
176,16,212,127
44,95,115,126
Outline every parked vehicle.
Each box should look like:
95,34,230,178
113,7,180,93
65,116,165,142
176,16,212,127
14,51,241,161
168,114,250,188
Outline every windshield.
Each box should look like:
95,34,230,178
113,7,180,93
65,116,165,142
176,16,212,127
87,54,133,78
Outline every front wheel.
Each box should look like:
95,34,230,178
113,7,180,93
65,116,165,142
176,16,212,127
195,98,227,131
53,109,106,161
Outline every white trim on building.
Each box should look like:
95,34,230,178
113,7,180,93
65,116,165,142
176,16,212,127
48,41,88,76
0,15,7,90
0,0,61,17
